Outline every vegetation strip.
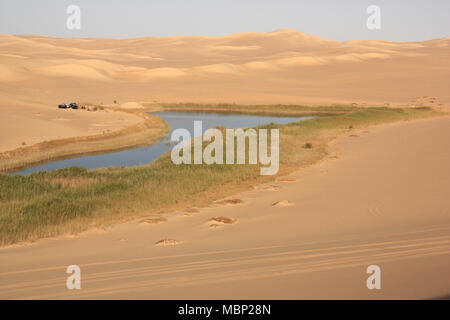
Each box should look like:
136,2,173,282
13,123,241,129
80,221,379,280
0,105,441,245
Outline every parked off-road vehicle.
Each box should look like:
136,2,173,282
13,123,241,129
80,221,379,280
58,102,79,109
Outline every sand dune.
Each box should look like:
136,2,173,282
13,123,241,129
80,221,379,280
0,101,141,152
1,29,449,151
36,63,112,81
1,30,449,102
1,116,449,299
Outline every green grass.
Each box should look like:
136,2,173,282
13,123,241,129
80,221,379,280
146,102,360,116
0,106,441,245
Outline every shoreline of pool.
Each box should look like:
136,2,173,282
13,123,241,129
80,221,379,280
10,111,312,175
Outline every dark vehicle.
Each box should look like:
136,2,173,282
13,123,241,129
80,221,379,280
58,102,79,109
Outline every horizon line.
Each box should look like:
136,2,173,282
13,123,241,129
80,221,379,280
1,29,448,43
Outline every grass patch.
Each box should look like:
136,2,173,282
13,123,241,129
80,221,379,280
0,105,442,245
144,102,360,116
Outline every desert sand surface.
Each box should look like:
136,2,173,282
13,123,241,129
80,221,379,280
0,102,142,152
1,116,449,299
1,29,449,151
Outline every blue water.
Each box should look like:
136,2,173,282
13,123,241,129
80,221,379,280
12,111,311,175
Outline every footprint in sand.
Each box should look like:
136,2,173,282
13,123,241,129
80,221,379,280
254,184,280,191
96,226,108,233
276,177,298,183
140,217,167,224
155,239,182,246
208,216,238,228
215,198,243,206
178,212,192,217
185,208,200,213
209,216,237,224
349,134,360,138
177,207,200,217
272,200,294,207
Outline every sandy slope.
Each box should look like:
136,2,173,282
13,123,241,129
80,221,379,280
1,29,449,151
1,116,449,299
0,101,142,152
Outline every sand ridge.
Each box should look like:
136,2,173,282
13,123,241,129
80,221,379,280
1,30,449,151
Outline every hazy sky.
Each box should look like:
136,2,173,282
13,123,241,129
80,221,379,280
0,0,448,41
